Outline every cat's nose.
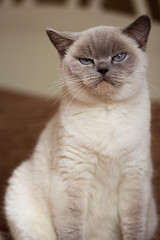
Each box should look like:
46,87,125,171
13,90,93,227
97,68,109,75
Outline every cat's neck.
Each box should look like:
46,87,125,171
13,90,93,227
60,91,106,113
60,87,150,117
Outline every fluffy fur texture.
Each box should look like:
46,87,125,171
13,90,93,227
5,15,158,240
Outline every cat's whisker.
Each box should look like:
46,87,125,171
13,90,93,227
52,79,83,104
47,81,66,101
48,76,85,106
47,82,68,109
50,84,72,108
64,81,91,115
148,83,160,96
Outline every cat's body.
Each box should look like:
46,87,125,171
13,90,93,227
4,16,158,240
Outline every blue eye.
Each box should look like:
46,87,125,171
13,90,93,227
112,53,126,62
79,58,94,65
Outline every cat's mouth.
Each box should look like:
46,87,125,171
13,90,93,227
95,75,122,88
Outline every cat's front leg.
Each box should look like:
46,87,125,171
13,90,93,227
118,167,153,240
51,170,86,240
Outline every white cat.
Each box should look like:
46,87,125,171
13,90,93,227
4,15,158,240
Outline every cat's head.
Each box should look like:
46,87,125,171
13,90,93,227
46,15,151,104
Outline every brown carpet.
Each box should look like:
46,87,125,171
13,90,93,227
0,89,159,239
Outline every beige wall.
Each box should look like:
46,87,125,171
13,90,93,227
0,0,160,100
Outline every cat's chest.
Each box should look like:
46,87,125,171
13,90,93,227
62,105,135,157
84,159,121,240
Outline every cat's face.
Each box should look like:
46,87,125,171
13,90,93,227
47,15,151,104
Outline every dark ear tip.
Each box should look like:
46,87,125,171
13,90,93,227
45,28,53,38
139,14,151,20
136,14,151,27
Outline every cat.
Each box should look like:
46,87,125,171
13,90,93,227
4,15,158,240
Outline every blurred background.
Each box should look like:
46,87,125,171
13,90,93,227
0,0,160,100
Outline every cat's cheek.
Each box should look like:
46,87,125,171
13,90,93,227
69,62,83,77
61,61,81,83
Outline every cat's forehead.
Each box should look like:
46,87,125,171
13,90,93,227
72,26,131,59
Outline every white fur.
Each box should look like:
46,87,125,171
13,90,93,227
4,23,158,240
5,88,157,240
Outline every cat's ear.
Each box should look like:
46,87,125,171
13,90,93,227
46,29,78,57
123,15,151,51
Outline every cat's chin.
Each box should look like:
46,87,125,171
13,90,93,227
64,83,119,105
91,84,118,102
86,78,121,101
